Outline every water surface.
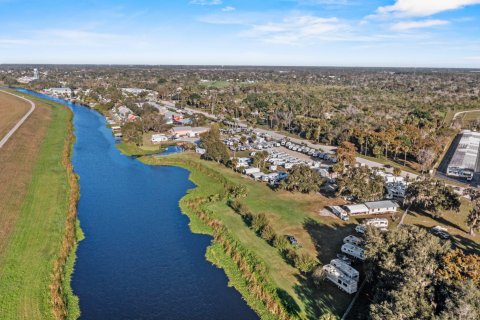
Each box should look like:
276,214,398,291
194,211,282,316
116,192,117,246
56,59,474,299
16,89,258,320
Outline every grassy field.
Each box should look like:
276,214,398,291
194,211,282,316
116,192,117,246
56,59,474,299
401,198,480,252
141,152,366,319
199,80,231,89
0,90,31,139
116,142,162,156
0,91,79,320
460,110,480,128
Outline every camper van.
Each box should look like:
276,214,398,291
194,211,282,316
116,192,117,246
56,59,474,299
364,218,388,228
343,235,363,246
330,259,360,281
322,264,358,294
341,243,366,260
329,206,349,221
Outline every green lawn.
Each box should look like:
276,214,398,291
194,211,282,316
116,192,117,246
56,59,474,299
401,198,480,253
116,142,162,157
199,80,231,89
0,93,79,319
141,153,357,319
460,111,480,128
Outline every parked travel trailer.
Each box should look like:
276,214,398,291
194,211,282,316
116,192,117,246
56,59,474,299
243,167,260,175
341,243,366,260
330,259,360,281
343,235,363,246
364,218,388,228
322,264,358,294
329,206,349,221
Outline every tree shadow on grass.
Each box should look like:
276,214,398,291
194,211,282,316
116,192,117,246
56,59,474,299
451,233,480,253
293,272,352,319
276,288,301,317
408,208,467,233
293,218,357,318
304,218,356,264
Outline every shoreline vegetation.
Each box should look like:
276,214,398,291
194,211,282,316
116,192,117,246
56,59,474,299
0,90,80,320
139,153,350,320
140,154,296,319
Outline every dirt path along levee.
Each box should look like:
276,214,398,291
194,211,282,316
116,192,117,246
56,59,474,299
0,90,36,148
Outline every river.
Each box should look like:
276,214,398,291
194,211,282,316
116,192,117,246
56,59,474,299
16,89,258,320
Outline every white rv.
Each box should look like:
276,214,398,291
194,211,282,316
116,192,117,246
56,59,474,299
322,264,358,294
243,167,260,175
341,243,366,260
364,218,388,228
329,206,349,221
330,259,360,281
343,235,363,246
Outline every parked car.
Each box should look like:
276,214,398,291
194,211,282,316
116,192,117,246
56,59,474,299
355,225,366,234
287,235,298,246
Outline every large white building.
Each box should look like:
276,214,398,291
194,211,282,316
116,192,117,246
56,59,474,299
447,130,480,180
45,87,72,97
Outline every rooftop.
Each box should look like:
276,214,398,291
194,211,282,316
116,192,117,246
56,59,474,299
344,204,368,214
448,130,480,172
364,200,399,209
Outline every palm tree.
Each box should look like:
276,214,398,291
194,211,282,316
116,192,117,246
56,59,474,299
467,207,480,236
467,190,480,236
233,142,239,159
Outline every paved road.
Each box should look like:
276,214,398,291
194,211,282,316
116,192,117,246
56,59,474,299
451,109,480,126
0,90,36,148
159,100,219,121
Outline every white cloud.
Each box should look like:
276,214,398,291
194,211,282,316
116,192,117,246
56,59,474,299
221,6,235,12
35,29,120,44
391,19,450,31
376,0,480,17
242,15,348,45
189,0,222,5
297,0,355,5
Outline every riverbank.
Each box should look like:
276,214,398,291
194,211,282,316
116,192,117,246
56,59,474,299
140,152,354,319
0,90,80,320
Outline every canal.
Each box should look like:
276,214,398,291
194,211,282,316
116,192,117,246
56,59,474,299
16,89,258,320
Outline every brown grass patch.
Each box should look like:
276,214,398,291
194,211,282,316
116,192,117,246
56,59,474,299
0,98,51,262
0,91,31,140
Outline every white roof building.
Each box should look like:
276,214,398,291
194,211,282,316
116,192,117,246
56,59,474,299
344,204,369,215
151,134,168,143
364,200,399,214
447,130,480,180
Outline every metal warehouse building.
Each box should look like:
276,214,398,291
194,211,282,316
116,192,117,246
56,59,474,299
447,130,480,180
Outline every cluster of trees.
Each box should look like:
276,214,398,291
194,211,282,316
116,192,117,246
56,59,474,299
364,226,480,320
336,166,385,202
466,189,480,236
120,112,169,146
402,177,460,221
279,164,324,194
199,124,229,163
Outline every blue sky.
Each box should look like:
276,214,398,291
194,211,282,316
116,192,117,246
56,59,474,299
0,0,479,67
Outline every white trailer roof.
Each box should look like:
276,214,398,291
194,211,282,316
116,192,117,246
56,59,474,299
344,204,369,214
